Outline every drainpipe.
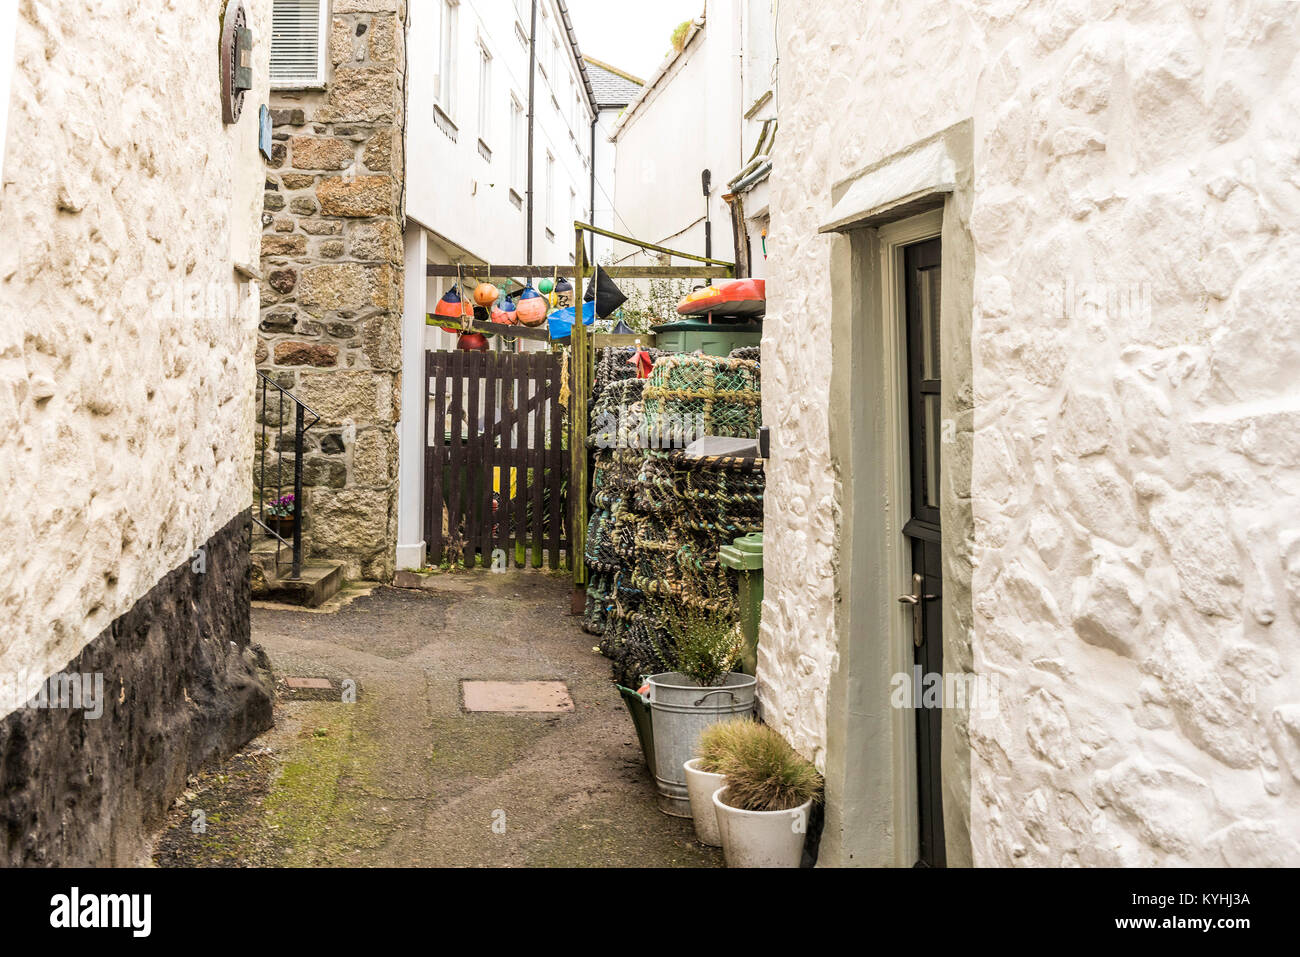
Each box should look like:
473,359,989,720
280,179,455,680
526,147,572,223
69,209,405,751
590,111,598,263
526,0,538,265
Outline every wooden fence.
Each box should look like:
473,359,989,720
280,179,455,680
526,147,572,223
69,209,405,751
424,349,568,569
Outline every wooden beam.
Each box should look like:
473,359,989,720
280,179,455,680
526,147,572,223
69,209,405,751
590,333,656,348
570,226,590,593
426,264,733,281
466,319,551,342
571,220,735,267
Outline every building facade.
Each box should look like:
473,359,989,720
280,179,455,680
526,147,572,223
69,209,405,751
609,0,775,279
0,0,275,865
396,0,621,571
759,0,1300,867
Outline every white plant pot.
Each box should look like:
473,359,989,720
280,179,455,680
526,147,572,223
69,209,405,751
683,759,727,847
712,786,810,868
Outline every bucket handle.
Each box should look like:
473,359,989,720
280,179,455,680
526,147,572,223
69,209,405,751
694,689,736,707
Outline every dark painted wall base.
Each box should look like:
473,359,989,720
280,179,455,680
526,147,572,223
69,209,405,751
0,510,274,866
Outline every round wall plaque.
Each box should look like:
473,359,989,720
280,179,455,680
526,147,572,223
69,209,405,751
221,1,251,125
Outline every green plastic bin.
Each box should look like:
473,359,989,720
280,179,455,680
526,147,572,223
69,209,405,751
651,318,762,357
719,533,764,676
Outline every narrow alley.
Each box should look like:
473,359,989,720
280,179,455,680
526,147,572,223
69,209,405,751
152,573,719,868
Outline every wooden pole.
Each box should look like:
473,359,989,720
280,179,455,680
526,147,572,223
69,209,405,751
570,224,589,613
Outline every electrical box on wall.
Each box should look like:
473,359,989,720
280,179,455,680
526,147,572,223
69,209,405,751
221,1,253,124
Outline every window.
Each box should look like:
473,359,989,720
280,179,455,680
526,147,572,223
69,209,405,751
435,0,459,116
745,0,776,110
510,96,525,193
514,0,530,23
545,152,555,230
477,42,492,146
569,187,577,231
551,36,561,79
270,0,328,88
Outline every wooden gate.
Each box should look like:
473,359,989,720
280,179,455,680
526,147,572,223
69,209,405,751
425,350,569,569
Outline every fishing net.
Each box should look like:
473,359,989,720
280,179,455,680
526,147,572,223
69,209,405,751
729,345,762,363
593,346,666,405
642,355,762,443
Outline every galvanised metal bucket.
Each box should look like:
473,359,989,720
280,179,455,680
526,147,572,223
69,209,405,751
647,672,757,817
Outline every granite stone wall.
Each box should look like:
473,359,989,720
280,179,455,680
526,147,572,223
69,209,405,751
258,0,408,581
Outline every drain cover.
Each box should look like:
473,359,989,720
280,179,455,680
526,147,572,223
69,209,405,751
461,681,574,714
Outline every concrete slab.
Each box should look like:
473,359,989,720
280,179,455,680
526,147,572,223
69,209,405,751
285,677,333,690
461,680,575,714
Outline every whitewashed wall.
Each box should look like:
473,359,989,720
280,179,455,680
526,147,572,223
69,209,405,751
406,0,596,266
611,6,741,266
0,0,269,707
763,0,1300,865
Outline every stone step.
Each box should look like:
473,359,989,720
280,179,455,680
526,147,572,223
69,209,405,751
250,538,345,609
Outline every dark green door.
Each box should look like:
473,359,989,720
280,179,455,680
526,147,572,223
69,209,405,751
902,237,945,867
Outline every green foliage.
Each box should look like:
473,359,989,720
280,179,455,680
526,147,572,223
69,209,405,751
604,255,694,335
662,598,742,687
706,721,823,812
670,20,691,53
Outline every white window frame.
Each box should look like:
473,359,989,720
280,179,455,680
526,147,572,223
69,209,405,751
545,151,555,230
477,40,493,148
270,0,330,90
435,0,459,119
510,94,526,194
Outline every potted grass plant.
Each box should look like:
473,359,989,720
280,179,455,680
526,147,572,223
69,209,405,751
709,721,823,867
684,718,751,847
646,596,756,817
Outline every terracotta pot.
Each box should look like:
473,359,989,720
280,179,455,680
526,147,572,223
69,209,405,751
269,516,296,540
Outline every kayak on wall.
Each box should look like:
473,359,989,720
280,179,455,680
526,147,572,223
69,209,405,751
676,278,766,319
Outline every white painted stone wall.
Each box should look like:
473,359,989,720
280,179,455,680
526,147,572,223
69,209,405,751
763,0,1300,864
0,0,270,708
611,6,742,265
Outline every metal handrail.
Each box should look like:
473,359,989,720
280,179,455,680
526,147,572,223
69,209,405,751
254,373,321,579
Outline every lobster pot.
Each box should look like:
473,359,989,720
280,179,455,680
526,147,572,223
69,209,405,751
647,672,758,817
642,355,762,443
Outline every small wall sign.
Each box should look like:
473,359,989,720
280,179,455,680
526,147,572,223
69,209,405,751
259,104,272,160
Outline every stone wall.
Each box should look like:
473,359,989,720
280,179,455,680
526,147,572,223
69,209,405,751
764,0,1300,865
0,0,275,863
258,0,408,581
0,513,274,866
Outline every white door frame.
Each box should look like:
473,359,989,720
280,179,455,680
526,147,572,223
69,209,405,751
877,208,943,866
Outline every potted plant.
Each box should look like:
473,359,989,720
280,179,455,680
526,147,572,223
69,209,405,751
647,597,756,817
709,721,823,867
266,493,296,540
684,718,751,847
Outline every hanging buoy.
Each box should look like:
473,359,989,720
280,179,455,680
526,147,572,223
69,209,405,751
517,284,548,327
457,331,490,351
474,282,500,308
539,278,555,295
431,286,472,333
491,297,519,326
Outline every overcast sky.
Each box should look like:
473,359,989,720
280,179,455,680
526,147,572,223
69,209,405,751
565,0,706,82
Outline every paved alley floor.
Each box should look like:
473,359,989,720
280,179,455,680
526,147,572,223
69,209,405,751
151,570,720,868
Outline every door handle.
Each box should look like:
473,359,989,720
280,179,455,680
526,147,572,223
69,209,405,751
898,573,937,648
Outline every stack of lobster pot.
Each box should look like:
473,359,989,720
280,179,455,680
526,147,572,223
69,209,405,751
583,371,649,638
598,353,766,688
